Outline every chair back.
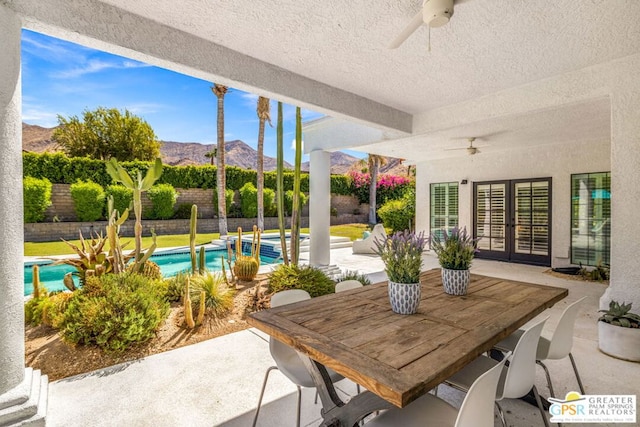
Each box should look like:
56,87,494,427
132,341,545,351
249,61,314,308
335,280,364,292
500,316,548,399
268,290,316,387
546,297,587,359
455,354,510,427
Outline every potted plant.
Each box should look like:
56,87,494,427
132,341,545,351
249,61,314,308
430,226,478,295
374,230,426,315
598,301,640,362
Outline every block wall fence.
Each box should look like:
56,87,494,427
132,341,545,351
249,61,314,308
25,184,368,241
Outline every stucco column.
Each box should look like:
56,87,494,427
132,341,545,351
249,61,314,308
0,3,25,397
309,149,331,266
0,5,48,425
601,85,640,310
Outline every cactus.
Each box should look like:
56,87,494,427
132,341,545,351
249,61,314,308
184,276,195,329
106,157,162,274
51,230,111,286
32,265,41,299
233,256,259,281
220,255,230,286
63,272,77,291
199,246,206,275
106,195,130,274
276,101,289,265
127,260,162,279
190,204,198,274
196,290,206,325
226,240,235,282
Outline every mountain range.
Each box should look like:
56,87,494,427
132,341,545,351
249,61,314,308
21,122,407,175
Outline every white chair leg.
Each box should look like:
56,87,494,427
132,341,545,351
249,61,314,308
568,353,586,394
495,401,507,427
532,385,551,427
537,360,556,398
295,385,302,427
252,366,278,427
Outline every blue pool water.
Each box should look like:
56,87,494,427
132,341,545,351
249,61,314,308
24,248,280,296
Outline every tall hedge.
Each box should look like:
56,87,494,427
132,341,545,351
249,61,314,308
106,185,133,215
212,188,235,216
70,180,105,221
23,176,52,223
146,184,178,220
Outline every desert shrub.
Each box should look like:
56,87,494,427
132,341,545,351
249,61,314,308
240,182,258,218
61,273,169,352
164,271,189,302
25,296,50,326
268,264,335,297
212,188,235,216
284,190,309,216
146,184,178,219
70,180,105,221
335,270,372,286
190,272,235,316
23,176,52,223
42,292,75,328
106,184,133,215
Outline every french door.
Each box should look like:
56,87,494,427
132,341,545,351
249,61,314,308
473,178,551,266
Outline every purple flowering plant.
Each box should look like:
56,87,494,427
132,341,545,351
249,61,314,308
374,230,426,283
429,226,479,270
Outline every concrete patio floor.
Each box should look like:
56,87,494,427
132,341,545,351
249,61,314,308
46,249,639,427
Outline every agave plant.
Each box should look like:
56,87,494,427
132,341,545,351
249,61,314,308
50,230,112,286
599,301,640,328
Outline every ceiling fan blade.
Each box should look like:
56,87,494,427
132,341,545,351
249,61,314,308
388,9,424,49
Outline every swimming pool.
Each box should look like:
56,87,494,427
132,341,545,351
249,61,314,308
24,247,280,296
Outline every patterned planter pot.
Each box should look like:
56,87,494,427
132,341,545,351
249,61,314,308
441,268,470,295
388,281,421,315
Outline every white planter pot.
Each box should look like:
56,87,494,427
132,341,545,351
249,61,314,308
388,281,421,315
441,268,470,295
598,321,640,362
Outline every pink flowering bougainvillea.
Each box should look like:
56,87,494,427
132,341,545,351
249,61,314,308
347,170,413,205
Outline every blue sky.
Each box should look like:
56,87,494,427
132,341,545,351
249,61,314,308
20,29,365,164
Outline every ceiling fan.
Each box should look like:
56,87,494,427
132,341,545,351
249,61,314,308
389,0,468,49
445,137,483,155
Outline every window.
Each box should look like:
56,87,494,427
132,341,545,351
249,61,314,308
430,182,458,239
571,172,611,266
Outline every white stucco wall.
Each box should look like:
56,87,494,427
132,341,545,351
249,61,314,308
415,139,611,268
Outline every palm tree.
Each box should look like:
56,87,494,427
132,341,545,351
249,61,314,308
204,147,217,166
211,84,228,237
256,96,272,231
368,154,387,225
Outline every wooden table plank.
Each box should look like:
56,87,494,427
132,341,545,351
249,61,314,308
248,268,567,409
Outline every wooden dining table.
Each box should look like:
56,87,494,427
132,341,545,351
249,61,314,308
248,269,568,427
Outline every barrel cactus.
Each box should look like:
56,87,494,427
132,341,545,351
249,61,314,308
233,255,259,281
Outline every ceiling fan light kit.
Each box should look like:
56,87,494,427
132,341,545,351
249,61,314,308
424,0,454,28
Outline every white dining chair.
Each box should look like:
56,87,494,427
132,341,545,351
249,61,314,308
494,296,587,397
364,353,509,427
444,316,550,427
335,279,364,292
252,289,344,427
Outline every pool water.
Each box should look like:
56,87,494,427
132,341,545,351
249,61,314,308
24,248,280,296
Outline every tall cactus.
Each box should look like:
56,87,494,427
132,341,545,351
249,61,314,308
232,226,261,281
32,265,41,299
184,276,195,329
290,107,303,266
199,246,206,275
276,101,289,265
190,204,198,274
106,158,162,273
106,195,129,274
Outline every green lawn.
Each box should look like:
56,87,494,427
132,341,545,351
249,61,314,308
24,224,370,256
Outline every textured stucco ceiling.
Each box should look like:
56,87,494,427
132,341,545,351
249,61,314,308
96,0,640,115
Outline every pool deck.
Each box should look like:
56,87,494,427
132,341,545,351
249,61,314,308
42,247,640,427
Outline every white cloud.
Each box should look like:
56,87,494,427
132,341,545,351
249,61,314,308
21,107,59,128
124,102,167,115
52,58,150,79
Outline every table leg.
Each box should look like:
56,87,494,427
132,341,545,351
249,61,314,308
298,355,393,427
